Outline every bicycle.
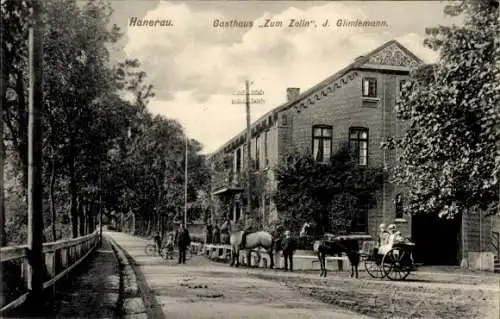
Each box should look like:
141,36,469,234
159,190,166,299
144,242,161,256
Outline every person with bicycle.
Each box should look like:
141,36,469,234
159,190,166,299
176,224,191,264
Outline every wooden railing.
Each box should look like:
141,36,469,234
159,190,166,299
0,231,100,314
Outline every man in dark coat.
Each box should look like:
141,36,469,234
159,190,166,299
212,225,220,244
281,230,297,272
206,224,213,244
176,224,191,264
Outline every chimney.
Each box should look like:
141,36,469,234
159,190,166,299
287,87,300,102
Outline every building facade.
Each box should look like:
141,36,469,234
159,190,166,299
208,40,496,268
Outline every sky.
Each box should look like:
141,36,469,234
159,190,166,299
107,1,458,154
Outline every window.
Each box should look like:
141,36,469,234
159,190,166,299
399,80,407,97
362,77,377,98
350,208,368,233
264,195,271,213
312,125,332,163
234,202,241,221
395,194,403,218
235,148,242,173
264,130,269,167
281,114,288,126
255,135,260,170
349,127,368,166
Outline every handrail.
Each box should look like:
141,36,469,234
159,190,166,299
0,231,100,314
42,231,98,252
0,245,29,262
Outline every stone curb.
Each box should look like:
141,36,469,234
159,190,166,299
106,236,145,317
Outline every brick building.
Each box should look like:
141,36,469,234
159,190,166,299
208,40,496,268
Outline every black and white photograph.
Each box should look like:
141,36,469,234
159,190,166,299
1,0,499,318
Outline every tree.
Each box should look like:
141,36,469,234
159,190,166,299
273,145,384,235
2,0,210,245
384,0,499,218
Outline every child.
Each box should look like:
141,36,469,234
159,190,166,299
165,233,175,259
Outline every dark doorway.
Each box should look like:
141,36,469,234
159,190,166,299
411,214,461,265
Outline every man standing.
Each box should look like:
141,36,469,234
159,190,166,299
153,231,162,256
220,215,231,244
206,223,213,244
281,230,296,272
176,224,191,264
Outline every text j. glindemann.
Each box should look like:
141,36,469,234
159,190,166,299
322,19,388,28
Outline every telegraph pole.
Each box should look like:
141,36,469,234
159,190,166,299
231,81,264,227
184,135,188,227
0,33,5,247
26,0,45,307
245,80,252,225
99,168,103,245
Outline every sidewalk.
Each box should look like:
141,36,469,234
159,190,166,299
7,238,122,318
52,238,121,318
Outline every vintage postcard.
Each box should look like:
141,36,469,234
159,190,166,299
1,0,499,318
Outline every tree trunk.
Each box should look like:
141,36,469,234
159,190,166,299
49,156,57,241
69,153,78,238
16,70,29,190
460,212,469,268
78,195,85,236
146,213,152,235
160,214,164,237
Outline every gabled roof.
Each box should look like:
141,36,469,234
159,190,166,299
209,40,423,158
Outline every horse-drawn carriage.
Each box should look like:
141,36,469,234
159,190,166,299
362,233,416,281
299,222,417,280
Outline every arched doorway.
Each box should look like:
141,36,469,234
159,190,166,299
411,214,461,265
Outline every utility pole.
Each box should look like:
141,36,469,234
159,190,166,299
231,81,265,227
26,0,45,307
184,135,188,227
245,80,252,226
0,33,5,247
99,167,103,245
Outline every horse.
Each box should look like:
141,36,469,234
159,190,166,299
299,222,364,278
229,230,275,269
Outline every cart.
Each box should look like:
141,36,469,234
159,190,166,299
362,237,416,281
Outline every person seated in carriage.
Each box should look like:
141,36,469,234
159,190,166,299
378,223,390,247
378,224,398,255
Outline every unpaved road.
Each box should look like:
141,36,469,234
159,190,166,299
107,231,370,319
108,231,499,319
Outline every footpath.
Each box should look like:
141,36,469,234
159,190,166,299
6,238,123,319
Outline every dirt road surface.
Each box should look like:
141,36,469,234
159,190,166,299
107,231,370,319
108,231,499,319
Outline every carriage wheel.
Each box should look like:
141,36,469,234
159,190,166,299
363,256,385,279
381,249,412,281
145,244,157,256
